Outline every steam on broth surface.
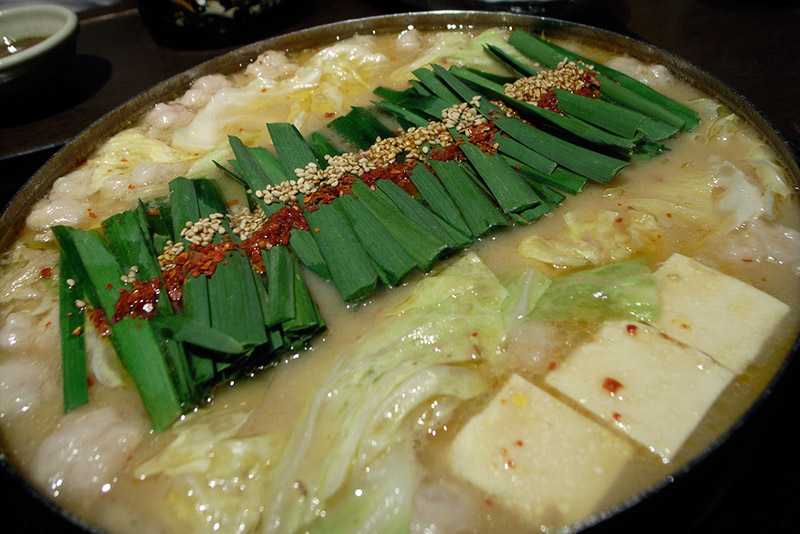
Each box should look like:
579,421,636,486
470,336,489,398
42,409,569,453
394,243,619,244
0,25,798,534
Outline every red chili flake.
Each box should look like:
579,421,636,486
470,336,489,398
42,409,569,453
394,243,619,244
87,308,111,336
242,206,309,270
112,278,162,323
71,325,83,336
324,112,336,118
603,377,623,395
162,265,185,305
45,321,52,328
626,324,638,335
148,209,161,216
105,283,113,289
471,332,479,337
128,184,136,190
120,158,128,162
515,440,523,447
666,213,673,218
314,227,320,231
228,199,239,206
359,160,418,190
484,498,493,507
40,267,53,278
468,123,500,154
505,459,516,469
576,70,601,98
261,88,267,93
613,412,621,421
500,448,508,457
681,323,691,329
136,323,141,329
428,142,466,162
303,175,357,206
547,361,557,371
615,217,624,223
741,258,753,263
88,210,97,218
537,90,560,113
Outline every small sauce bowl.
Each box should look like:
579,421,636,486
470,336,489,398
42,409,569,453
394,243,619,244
0,4,79,97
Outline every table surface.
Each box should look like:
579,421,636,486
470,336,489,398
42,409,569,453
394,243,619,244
1,0,798,533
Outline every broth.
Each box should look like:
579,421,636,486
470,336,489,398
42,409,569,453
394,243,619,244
0,26,798,534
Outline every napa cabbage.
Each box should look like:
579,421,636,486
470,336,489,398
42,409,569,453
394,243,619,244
692,98,793,207
391,28,538,80
518,209,662,271
530,259,660,323
260,252,508,534
90,129,196,190
135,410,282,534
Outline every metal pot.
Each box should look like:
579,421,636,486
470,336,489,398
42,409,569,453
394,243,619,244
1,11,798,534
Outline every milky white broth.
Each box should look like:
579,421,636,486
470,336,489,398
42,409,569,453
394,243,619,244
0,27,798,534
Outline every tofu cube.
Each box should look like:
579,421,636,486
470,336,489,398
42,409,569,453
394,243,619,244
448,374,634,528
545,321,734,460
653,253,790,373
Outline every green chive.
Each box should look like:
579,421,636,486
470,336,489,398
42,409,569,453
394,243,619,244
494,115,627,183
334,193,417,286
413,67,462,105
59,249,88,412
329,114,375,150
409,163,472,237
484,44,539,77
267,122,319,182
374,100,430,129
554,88,645,139
374,179,472,249
501,155,587,195
304,202,378,302
373,86,450,119
265,244,296,326
428,159,510,236
309,131,340,167
151,315,249,356
494,134,557,175
350,179,449,272
52,226,182,432
459,141,542,214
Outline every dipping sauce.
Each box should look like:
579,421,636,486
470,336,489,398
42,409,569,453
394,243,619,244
1,35,47,59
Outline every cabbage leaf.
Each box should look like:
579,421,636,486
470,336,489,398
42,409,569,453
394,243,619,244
530,258,660,323
135,409,282,534
261,253,507,534
518,209,662,271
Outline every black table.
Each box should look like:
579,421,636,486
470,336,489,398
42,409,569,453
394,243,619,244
2,1,798,532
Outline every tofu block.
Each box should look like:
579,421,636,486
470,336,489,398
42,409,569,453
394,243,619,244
545,321,734,460
449,374,634,528
653,253,790,373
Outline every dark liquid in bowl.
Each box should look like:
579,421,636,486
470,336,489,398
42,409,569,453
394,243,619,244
1,36,48,59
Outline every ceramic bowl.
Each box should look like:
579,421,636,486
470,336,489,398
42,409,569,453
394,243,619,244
0,4,79,97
